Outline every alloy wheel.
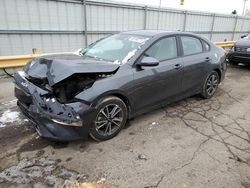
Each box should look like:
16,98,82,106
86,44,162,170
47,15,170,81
95,104,123,136
206,74,218,96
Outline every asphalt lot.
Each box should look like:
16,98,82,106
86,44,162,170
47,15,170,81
0,65,250,188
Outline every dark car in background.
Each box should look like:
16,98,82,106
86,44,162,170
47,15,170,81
227,33,250,65
14,30,227,142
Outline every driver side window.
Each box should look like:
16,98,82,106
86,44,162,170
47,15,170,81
145,37,177,61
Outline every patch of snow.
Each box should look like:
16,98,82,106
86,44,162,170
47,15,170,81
0,109,21,127
148,121,160,130
74,48,82,55
151,122,158,125
0,124,5,128
98,177,106,183
122,49,137,64
128,36,148,44
1,99,17,107
138,154,148,161
112,59,121,64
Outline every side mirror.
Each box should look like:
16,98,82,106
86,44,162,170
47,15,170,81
241,35,246,39
137,57,159,67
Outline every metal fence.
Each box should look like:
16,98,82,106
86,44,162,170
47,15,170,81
0,0,250,56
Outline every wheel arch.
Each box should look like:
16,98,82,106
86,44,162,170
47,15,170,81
213,68,221,83
92,91,132,119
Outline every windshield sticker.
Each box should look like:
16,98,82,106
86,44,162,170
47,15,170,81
128,37,149,44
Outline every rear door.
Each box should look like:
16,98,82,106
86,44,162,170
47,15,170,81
179,35,210,94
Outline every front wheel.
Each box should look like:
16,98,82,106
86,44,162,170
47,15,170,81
201,71,219,99
89,96,128,141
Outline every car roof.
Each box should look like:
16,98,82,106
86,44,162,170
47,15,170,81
121,30,212,44
122,30,186,37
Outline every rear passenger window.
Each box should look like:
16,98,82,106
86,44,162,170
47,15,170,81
145,37,177,61
181,36,203,55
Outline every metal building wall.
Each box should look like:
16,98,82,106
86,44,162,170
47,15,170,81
0,0,85,55
0,0,250,56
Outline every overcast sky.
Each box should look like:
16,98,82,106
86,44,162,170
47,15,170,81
108,0,249,15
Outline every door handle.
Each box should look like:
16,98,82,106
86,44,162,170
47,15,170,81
205,57,211,62
174,64,182,70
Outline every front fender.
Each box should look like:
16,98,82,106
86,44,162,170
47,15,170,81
75,88,132,107
75,64,134,106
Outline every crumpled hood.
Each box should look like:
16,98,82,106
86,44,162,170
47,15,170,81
25,53,120,86
235,39,250,47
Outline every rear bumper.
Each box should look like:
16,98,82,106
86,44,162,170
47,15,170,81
14,71,96,142
220,58,227,82
227,51,250,64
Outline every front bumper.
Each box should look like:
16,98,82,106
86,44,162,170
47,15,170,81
227,51,250,64
14,71,96,141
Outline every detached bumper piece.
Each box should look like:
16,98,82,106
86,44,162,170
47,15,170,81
14,71,96,141
18,101,86,141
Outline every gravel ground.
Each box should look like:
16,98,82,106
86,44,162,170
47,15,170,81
0,65,249,188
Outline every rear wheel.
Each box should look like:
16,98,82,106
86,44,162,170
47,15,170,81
201,71,219,99
89,96,127,141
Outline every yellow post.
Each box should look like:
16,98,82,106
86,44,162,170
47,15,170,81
32,48,40,55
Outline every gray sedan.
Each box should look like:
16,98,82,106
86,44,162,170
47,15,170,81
14,30,227,141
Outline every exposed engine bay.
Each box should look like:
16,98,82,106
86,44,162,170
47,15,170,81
53,74,101,103
27,73,113,103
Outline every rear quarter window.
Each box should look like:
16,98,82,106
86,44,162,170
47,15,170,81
202,40,211,52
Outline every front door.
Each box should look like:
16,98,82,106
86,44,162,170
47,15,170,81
131,36,183,113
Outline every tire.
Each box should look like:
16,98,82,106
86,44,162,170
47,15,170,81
201,71,219,99
89,96,128,141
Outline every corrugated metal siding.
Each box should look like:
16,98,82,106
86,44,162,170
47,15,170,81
146,10,160,29
157,11,185,31
198,33,210,40
86,4,144,31
213,16,236,31
240,19,250,31
0,34,84,55
185,14,213,32
233,33,243,40
87,33,109,45
0,0,84,30
0,0,250,56
211,33,233,42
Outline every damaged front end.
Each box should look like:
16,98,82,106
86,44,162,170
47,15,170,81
14,55,119,141
52,73,112,103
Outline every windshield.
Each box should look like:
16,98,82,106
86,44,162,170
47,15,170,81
80,34,149,64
